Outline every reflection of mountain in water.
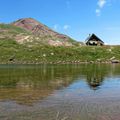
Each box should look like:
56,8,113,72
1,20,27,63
0,64,120,105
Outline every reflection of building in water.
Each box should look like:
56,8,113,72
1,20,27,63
0,64,118,105
86,67,105,90
87,76,104,90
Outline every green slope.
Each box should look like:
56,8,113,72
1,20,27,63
0,39,119,64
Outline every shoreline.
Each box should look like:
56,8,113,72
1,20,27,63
0,61,119,65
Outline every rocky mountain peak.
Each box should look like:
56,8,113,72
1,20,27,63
12,18,45,32
0,18,80,46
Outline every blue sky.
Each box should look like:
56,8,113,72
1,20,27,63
0,0,120,44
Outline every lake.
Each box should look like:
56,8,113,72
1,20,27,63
0,64,120,120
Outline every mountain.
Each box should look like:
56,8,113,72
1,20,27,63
8,18,80,46
0,18,80,46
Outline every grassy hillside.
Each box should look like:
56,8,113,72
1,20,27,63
0,39,120,64
0,21,119,64
0,22,81,46
0,24,29,35
11,18,81,46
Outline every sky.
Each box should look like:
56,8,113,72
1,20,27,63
0,0,120,44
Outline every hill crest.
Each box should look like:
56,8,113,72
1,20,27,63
0,18,80,46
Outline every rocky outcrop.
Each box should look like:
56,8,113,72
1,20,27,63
11,18,79,46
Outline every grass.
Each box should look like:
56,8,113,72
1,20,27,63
0,23,119,63
0,39,120,64
0,24,28,33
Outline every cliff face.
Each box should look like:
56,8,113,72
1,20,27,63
11,18,79,46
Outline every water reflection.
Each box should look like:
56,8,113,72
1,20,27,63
1,64,120,120
85,65,105,90
0,64,119,105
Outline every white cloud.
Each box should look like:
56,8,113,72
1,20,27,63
96,9,101,16
63,25,71,30
53,24,71,31
53,24,59,30
96,0,107,16
98,0,106,8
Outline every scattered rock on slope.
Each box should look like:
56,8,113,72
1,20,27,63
11,18,79,46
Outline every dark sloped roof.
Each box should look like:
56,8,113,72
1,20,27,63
85,34,104,44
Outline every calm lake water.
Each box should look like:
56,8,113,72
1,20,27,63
0,64,120,120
